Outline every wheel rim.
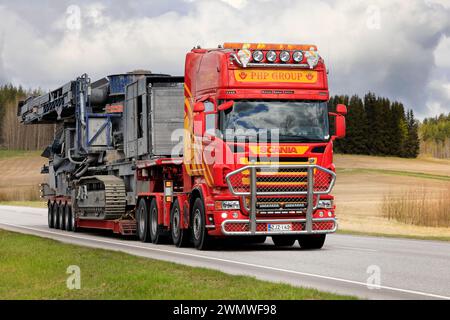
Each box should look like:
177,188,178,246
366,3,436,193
71,207,75,229
151,207,157,235
172,208,180,239
139,206,145,236
65,205,69,228
193,209,201,240
60,205,64,227
48,203,52,226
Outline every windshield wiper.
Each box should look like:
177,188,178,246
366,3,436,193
278,135,326,142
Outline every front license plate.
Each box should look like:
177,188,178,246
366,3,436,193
268,223,292,232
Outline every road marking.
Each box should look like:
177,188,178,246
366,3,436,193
0,221,449,300
332,245,378,252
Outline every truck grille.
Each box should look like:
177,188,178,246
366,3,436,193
226,166,335,196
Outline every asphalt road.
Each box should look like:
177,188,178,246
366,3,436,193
0,205,449,300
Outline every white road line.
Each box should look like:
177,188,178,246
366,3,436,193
332,245,378,252
1,221,449,300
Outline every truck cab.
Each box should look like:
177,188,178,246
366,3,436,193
182,43,346,249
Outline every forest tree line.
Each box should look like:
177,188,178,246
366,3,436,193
420,113,450,159
329,93,420,158
0,85,447,159
0,85,55,150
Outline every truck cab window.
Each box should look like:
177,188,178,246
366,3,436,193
204,101,216,135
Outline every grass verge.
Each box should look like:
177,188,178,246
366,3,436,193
0,201,46,208
336,168,450,181
0,229,355,300
337,229,450,242
0,149,42,159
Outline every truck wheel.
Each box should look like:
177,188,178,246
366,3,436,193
171,200,190,248
71,205,78,232
298,234,326,250
136,198,151,242
247,236,267,244
149,198,165,244
65,203,72,231
59,203,66,230
48,202,54,228
191,198,212,250
272,236,296,247
53,202,60,229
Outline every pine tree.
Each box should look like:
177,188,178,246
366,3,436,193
405,109,420,158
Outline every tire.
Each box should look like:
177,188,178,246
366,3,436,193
272,235,296,247
171,200,190,248
247,236,267,244
136,198,151,242
53,202,60,229
48,202,54,229
65,203,72,231
71,204,78,232
59,203,66,230
191,198,212,250
149,198,165,244
298,234,326,250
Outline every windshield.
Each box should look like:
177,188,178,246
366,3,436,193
220,100,330,142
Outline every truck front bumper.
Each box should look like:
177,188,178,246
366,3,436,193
224,164,337,236
221,217,337,236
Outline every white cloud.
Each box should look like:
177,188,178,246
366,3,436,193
0,0,449,117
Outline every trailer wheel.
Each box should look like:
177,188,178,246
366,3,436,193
137,198,151,242
64,203,72,231
171,200,190,248
48,202,54,228
149,198,165,244
59,203,66,230
298,234,326,250
272,236,296,247
191,198,212,250
71,205,78,232
53,202,60,229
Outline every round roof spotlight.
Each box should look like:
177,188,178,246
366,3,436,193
252,50,264,62
280,50,291,63
293,51,304,63
266,50,277,62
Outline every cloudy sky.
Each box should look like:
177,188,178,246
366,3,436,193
0,0,449,118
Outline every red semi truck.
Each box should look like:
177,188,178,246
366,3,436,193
19,42,346,250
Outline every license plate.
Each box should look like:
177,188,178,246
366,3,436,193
268,223,292,232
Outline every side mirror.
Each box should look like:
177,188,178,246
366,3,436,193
334,115,346,139
193,102,205,113
218,100,234,111
336,104,347,115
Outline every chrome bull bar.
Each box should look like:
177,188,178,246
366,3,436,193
225,164,337,235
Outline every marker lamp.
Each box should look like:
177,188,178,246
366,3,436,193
318,199,333,209
280,50,290,62
266,50,277,62
293,51,304,62
216,200,240,210
252,50,264,62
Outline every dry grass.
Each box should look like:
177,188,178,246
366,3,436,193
0,186,40,202
382,186,450,228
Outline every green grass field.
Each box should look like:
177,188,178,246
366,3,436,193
336,168,450,181
0,230,354,300
0,149,41,159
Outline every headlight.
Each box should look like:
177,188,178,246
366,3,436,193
279,50,290,62
216,200,240,210
318,199,333,209
252,50,264,62
237,49,251,67
266,50,277,62
305,49,320,69
293,51,304,62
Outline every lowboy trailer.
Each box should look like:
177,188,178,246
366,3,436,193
18,43,346,250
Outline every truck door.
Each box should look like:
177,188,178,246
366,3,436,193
136,78,148,156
